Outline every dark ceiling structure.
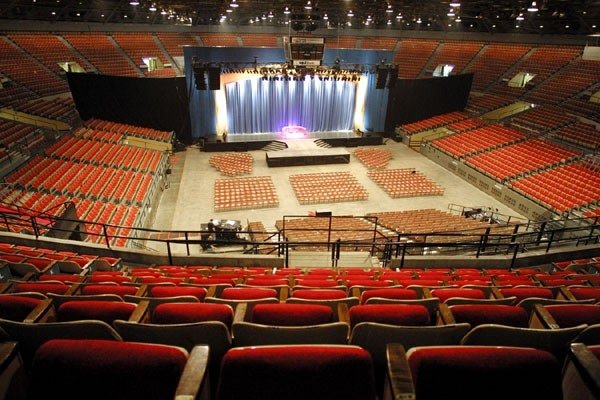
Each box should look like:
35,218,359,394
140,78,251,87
0,0,599,35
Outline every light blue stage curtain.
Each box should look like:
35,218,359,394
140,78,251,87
225,77,356,134
363,72,389,133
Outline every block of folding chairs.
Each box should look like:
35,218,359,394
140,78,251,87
216,344,376,400
530,303,600,329
384,343,563,400
23,339,209,400
0,318,122,370
0,293,54,323
350,323,471,399
460,323,587,363
232,303,350,347
562,342,600,400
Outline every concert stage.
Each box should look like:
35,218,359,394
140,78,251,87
203,130,384,152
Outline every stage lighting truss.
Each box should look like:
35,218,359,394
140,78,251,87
191,58,391,83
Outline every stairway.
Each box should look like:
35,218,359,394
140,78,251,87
262,141,288,152
314,139,332,148
288,250,380,269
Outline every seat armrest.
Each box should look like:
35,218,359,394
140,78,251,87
24,298,54,323
529,303,559,329
175,345,211,400
384,343,415,400
437,303,455,325
129,300,150,322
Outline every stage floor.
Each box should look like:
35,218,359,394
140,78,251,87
226,130,357,143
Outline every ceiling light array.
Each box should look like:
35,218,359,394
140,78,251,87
39,0,596,34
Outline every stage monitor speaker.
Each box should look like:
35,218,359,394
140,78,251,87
376,68,388,89
207,67,221,90
387,67,398,88
315,210,332,217
193,67,207,90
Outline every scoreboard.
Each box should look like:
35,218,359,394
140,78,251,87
284,36,325,68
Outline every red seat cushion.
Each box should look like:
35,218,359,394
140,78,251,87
57,301,136,324
29,339,188,400
217,345,376,400
221,287,277,300
138,277,185,284
499,287,553,302
245,278,288,286
291,289,348,300
13,282,69,295
347,280,392,288
360,288,419,304
449,305,529,327
152,303,234,328
0,295,43,321
149,286,207,301
88,275,133,284
545,304,600,327
568,287,600,302
81,284,139,297
349,304,431,328
294,279,340,288
251,303,333,326
407,346,562,400
430,288,486,303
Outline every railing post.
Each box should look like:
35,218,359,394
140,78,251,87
30,216,39,239
546,230,556,253
400,243,407,268
536,221,547,245
481,227,491,253
184,231,190,256
511,242,520,269
588,217,599,243
327,215,333,252
166,241,173,264
285,238,289,268
102,224,111,249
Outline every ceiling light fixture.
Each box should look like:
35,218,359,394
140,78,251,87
516,13,524,21
283,7,290,15
149,4,156,11
527,1,538,12
386,4,393,13
304,1,312,10
347,10,354,17
449,2,460,7
230,0,238,8
323,13,328,20
129,0,139,5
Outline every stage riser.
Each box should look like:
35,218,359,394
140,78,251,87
266,154,350,167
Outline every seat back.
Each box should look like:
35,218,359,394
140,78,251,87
113,320,229,400
217,345,376,400
151,302,234,329
232,322,350,347
460,323,588,363
250,303,334,326
0,318,122,370
350,323,470,399
56,301,137,325
349,304,431,329
28,339,190,400
448,304,530,327
405,345,563,400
